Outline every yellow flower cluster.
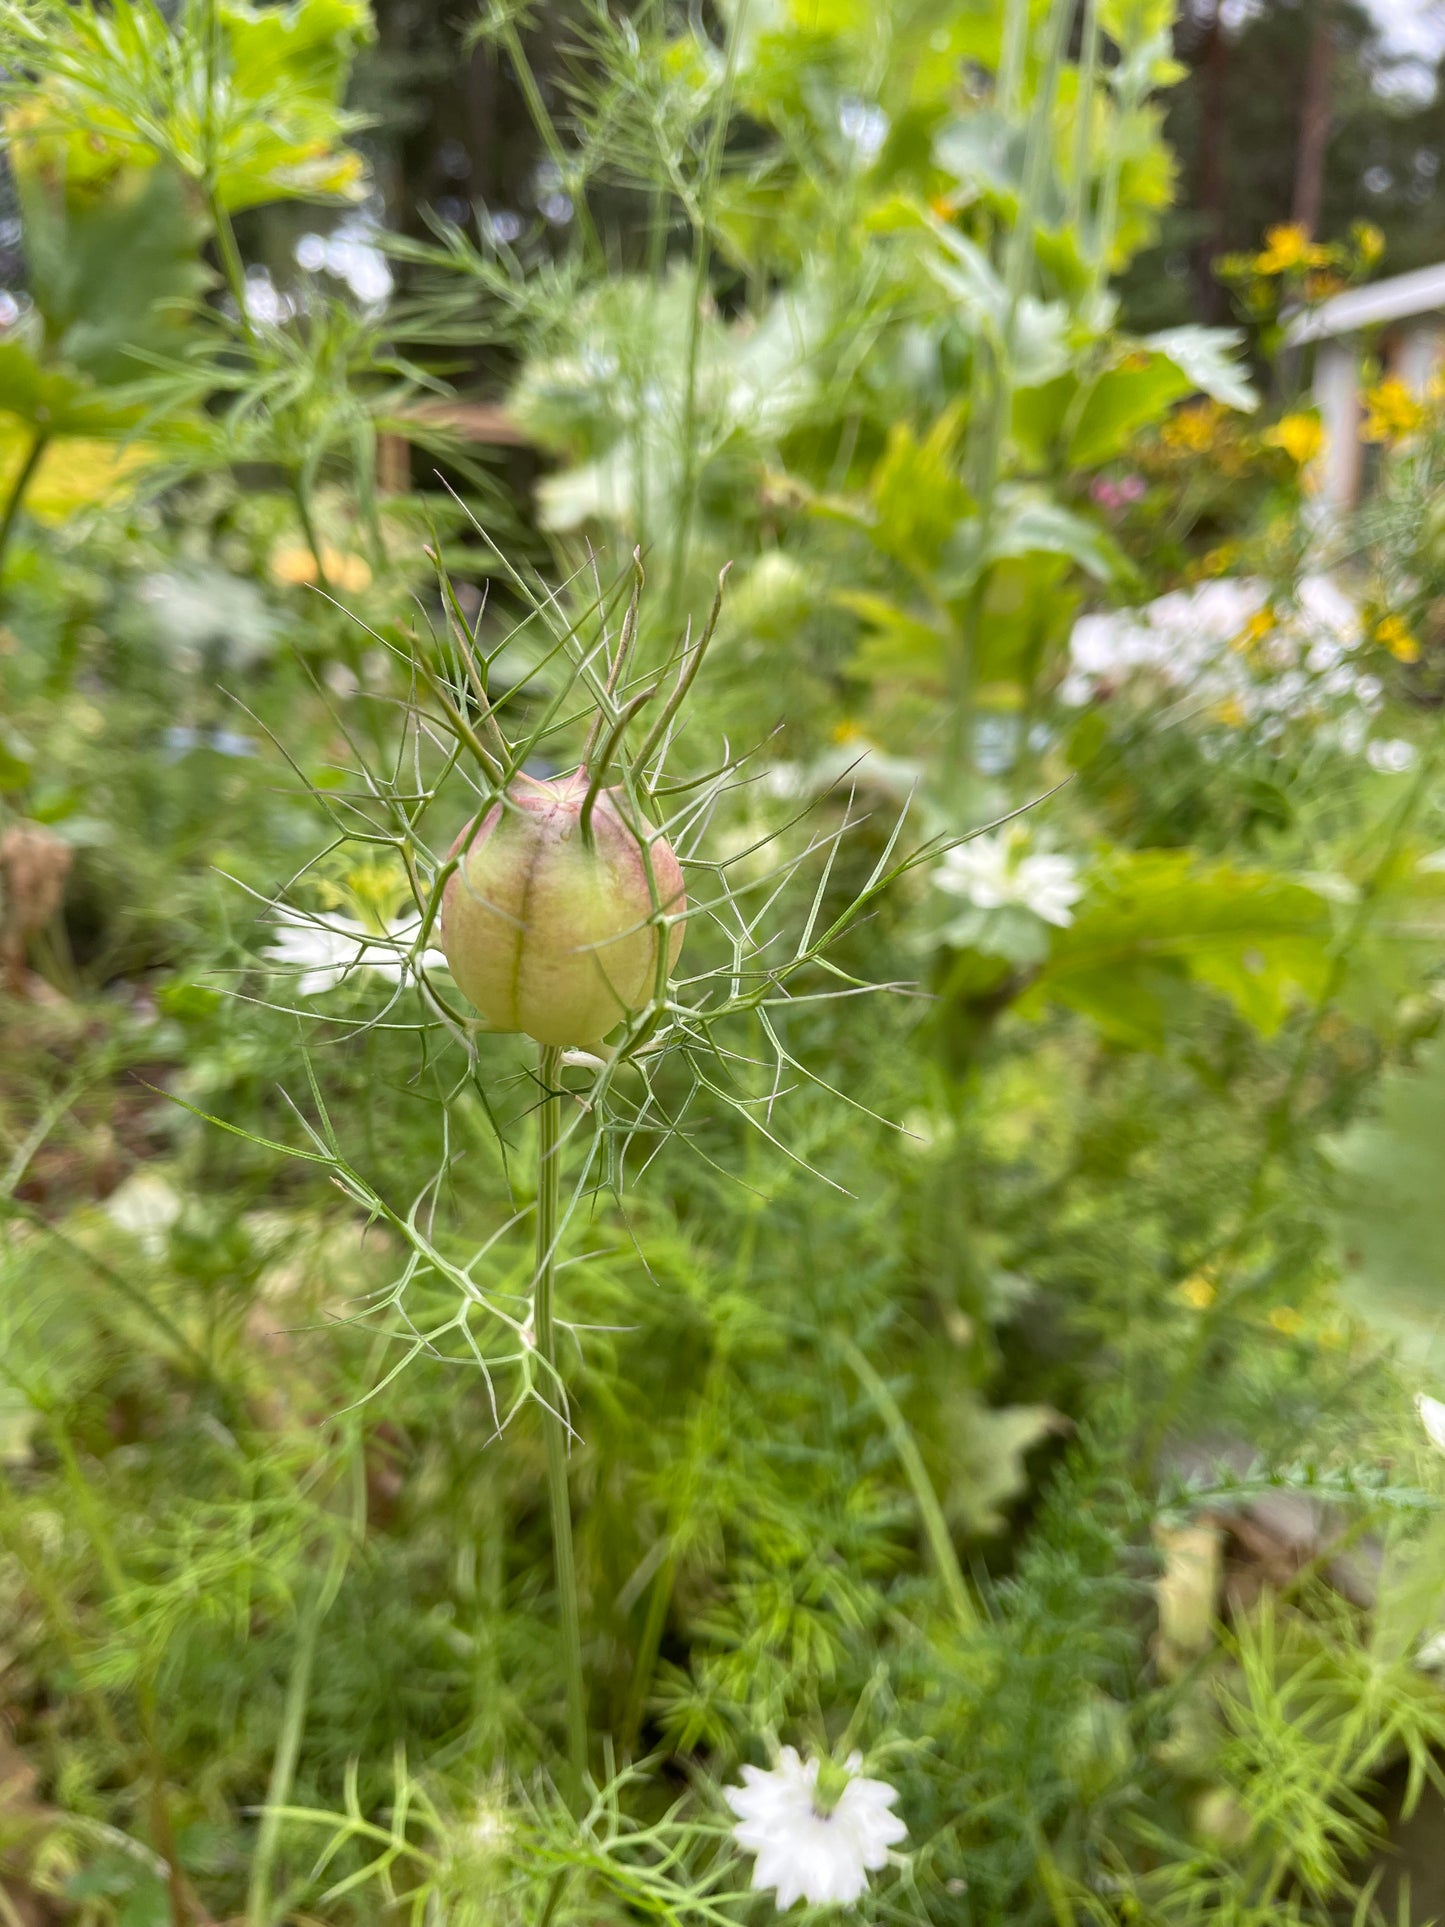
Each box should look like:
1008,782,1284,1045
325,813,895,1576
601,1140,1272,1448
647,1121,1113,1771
1177,1270,1216,1310
1361,376,1426,444
1262,413,1324,467
271,544,374,593
1196,541,1242,581
1160,399,1227,456
1253,224,1333,276
1216,221,1383,324
1230,608,1276,659
1375,614,1421,663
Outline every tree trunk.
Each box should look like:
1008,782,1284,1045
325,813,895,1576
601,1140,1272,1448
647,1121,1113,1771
1195,0,1228,320
1292,5,1335,236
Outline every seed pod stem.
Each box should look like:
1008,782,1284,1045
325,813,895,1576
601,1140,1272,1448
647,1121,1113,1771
533,1043,588,1793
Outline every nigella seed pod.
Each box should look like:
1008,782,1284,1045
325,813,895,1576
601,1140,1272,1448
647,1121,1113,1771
440,770,686,1047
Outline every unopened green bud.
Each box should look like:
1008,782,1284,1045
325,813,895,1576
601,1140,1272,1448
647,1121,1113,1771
441,770,685,1047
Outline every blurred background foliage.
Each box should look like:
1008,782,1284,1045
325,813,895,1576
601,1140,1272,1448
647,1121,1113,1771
4,3,1445,1926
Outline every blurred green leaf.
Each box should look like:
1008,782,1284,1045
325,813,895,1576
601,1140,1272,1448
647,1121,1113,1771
1,0,373,214
1067,354,1192,467
13,161,209,387
1023,850,1333,1045
1329,1038,1445,1368
943,488,1122,592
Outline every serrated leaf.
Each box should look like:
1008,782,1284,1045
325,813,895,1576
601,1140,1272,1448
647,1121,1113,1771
1145,326,1258,415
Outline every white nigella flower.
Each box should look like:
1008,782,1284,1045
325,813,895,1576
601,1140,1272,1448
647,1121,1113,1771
104,1170,182,1253
263,907,446,996
1417,1392,1445,1456
935,833,1083,928
725,1747,906,1910
263,907,371,996
374,913,448,985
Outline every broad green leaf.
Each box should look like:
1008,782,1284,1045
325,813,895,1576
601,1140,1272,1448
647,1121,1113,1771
1066,354,1192,467
925,225,1008,322
971,559,1081,688
1008,295,1074,388
866,411,971,570
1012,373,1077,468
925,223,1072,384
0,339,125,434
933,110,1025,203
838,590,947,680
1022,850,1333,1045
943,489,1121,592
1328,1039,1445,1368
11,159,208,386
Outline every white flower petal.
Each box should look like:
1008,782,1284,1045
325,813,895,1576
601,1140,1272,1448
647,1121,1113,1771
727,1749,905,1910
936,836,1082,926
1417,1392,1445,1456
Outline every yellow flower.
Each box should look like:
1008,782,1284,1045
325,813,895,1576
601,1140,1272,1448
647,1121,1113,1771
1362,376,1426,443
1162,399,1224,454
1198,541,1241,580
1267,1305,1304,1337
1375,614,1421,663
1210,696,1248,727
1352,220,1385,266
1303,270,1345,303
1263,413,1324,466
270,544,373,593
1254,224,1323,275
1178,1272,1216,1310
831,719,866,744
1229,608,1275,659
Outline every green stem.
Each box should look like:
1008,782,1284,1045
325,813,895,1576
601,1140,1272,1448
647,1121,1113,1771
0,429,49,583
955,0,1075,799
621,1549,676,1753
664,0,749,629
837,1336,978,1632
246,1579,328,1927
996,0,1031,119
288,471,333,599
535,1043,588,1789
1067,0,1099,236
499,17,603,267
1087,38,1148,303
204,183,335,604
211,201,253,335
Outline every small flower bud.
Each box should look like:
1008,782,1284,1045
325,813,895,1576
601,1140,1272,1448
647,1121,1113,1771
441,771,685,1047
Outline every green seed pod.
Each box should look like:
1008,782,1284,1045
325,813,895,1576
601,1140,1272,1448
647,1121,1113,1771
441,770,686,1047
